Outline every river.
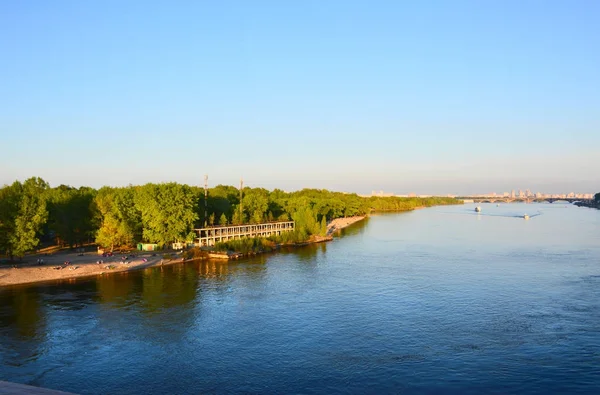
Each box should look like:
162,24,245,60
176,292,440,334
1,203,599,394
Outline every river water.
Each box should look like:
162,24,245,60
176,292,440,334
1,203,599,394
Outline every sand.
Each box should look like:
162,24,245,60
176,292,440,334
0,250,184,287
327,216,365,235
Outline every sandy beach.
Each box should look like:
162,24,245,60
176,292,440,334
327,216,365,235
0,250,185,287
0,216,366,287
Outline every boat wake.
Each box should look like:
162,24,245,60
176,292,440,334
468,210,543,219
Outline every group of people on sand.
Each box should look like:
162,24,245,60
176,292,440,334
53,261,76,270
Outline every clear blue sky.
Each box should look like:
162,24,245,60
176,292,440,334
1,0,598,195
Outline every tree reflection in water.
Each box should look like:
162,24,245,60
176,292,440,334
0,288,47,370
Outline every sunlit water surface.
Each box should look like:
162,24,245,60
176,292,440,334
1,203,599,394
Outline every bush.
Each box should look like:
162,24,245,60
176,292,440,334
184,247,208,260
267,230,310,244
212,233,311,254
214,237,278,254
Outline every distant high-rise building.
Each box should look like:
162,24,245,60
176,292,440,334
511,190,516,198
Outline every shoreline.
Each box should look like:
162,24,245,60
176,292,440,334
0,216,366,288
326,216,366,235
0,251,188,287
574,201,599,209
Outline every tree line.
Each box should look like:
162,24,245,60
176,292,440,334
0,177,460,258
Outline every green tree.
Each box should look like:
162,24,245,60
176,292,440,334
252,210,263,224
320,215,327,236
277,212,290,221
231,205,246,224
96,214,132,252
11,177,49,257
94,187,140,251
284,196,312,217
219,213,228,225
291,206,321,240
47,185,97,248
0,182,22,259
242,188,269,223
134,183,198,245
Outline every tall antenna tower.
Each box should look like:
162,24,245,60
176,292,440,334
239,178,243,224
204,175,208,227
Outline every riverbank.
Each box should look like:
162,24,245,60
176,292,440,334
326,216,365,235
193,216,366,259
574,200,600,209
0,216,367,287
0,251,186,287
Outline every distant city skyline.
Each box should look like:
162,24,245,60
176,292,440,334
1,2,599,193
0,173,596,199
369,189,595,199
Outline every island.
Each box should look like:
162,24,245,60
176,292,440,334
0,177,461,286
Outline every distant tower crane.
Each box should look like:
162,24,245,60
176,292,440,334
204,175,208,228
239,178,244,223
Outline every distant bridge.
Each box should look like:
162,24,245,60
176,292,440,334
458,197,593,204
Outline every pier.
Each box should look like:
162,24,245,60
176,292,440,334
194,221,295,247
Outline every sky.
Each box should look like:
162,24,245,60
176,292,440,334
1,0,599,195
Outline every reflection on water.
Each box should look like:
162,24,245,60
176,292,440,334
1,203,600,394
0,290,47,374
0,290,45,340
337,216,370,237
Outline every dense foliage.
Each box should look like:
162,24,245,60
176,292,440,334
0,178,49,259
592,192,600,209
213,237,278,254
0,177,461,257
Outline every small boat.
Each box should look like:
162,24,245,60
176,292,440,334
475,206,481,212
523,214,530,220
496,204,500,207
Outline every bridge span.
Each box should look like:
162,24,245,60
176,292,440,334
459,197,593,204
